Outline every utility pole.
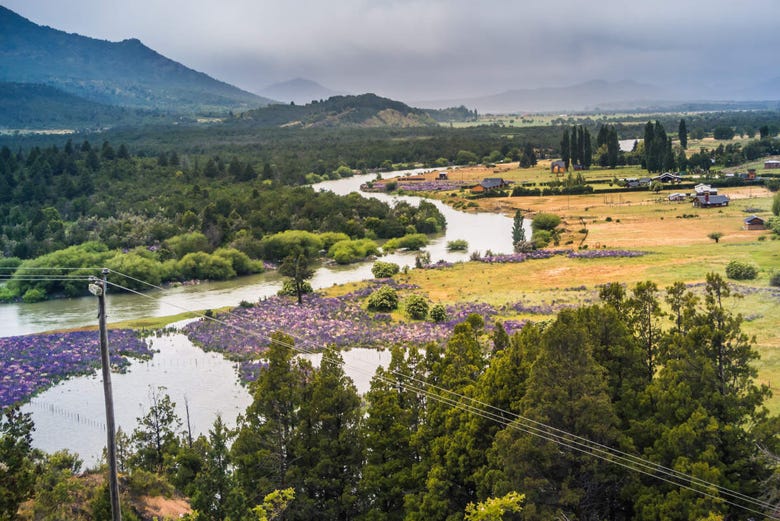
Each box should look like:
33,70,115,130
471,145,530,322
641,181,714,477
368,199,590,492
90,268,122,521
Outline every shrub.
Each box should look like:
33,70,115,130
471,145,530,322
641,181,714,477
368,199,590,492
176,252,236,280
372,261,400,278
214,247,264,275
404,294,430,320
382,234,429,252
770,272,780,287
429,303,447,322
164,232,210,259
531,213,562,231
367,286,399,311
278,279,313,297
22,287,46,303
257,230,323,262
328,239,380,264
446,239,469,251
106,251,165,289
318,232,351,251
725,260,758,280
531,229,552,249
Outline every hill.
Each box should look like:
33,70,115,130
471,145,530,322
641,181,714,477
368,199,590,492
237,93,438,128
0,6,270,114
258,78,343,105
0,82,174,129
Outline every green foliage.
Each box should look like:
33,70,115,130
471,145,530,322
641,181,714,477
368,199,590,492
404,294,430,320
318,232,351,252
106,250,165,289
464,492,524,521
213,247,264,275
530,213,561,232
277,279,313,297
429,303,447,322
251,488,295,521
176,252,237,281
772,191,780,216
371,261,400,278
327,238,380,264
21,287,46,303
0,407,37,519
725,260,758,280
125,468,175,498
131,387,182,474
530,229,551,249
367,285,399,311
258,230,323,262
707,231,723,243
278,254,315,305
382,233,428,252
446,239,469,251
456,150,479,165
770,271,780,287
165,232,211,259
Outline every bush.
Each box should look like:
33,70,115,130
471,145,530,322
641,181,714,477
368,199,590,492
404,294,430,320
725,260,758,280
382,234,429,252
372,261,400,278
770,272,780,287
176,252,236,280
257,230,324,262
164,232,210,259
367,286,399,311
278,279,313,297
446,239,469,251
22,287,46,303
531,229,552,249
214,247,264,275
531,213,561,231
106,251,165,289
328,239,380,264
429,303,447,322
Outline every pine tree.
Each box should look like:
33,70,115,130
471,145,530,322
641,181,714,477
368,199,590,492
511,210,525,251
290,346,363,520
607,126,620,169
560,128,570,168
131,386,182,474
582,126,592,169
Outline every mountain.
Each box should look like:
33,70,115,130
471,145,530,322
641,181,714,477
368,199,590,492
0,6,271,114
259,78,343,105
0,82,176,129
237,93,437,128
414,80,671,113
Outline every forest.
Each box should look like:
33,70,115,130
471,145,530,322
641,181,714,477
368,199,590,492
2,274,777,520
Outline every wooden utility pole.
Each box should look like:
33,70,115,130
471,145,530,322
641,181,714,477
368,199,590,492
91,268,122,521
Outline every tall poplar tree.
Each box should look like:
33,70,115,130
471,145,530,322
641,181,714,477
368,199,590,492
679,119,688,149
560,128,571,168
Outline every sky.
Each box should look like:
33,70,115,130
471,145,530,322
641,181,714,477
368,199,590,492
3,0,779,102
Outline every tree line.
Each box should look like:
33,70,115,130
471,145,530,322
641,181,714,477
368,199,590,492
3,274,777,520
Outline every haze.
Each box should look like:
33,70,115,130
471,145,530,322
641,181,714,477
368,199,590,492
3,0,779,102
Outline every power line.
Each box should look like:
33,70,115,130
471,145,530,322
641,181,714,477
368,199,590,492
103,268,779,519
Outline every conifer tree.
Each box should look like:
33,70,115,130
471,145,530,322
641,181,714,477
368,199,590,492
679,119,688,149
560,128,570,168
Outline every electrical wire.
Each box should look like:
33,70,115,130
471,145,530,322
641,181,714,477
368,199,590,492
103,269,779,518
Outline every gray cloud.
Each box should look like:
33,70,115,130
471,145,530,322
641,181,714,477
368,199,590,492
3,0,779,101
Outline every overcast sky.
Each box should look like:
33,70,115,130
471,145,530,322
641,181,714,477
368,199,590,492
3,0,779,101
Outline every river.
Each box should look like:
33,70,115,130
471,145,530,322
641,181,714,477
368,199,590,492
8,168,520,464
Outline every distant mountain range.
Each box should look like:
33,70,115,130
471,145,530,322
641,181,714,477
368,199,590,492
0,5,271,115
237,93,437,128
414,80,672,113
258,78,343,105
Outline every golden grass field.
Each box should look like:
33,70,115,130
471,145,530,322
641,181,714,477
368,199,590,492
382,158,780,413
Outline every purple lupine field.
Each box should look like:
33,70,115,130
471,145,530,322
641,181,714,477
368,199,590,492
0,330,152,408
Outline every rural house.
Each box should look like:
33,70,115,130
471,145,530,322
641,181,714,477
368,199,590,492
764,159,780,169
668,193,687,202
743,215,766,230
471,177,510,194
693,193,730,208
652,172,682,183
694,183,718,195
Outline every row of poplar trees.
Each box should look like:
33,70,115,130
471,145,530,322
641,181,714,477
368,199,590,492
212,273,777,521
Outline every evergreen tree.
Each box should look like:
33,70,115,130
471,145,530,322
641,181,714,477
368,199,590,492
582,126,592,169
0,407,37,519
607,125,620,169
570,126,580,166
560,128,570,168
232,333,310,510
511,210,525,251
190,416,240,521
679,119,688,149
131,387,182,474
485,310,629,520
359,346,426,520
290,346,363,520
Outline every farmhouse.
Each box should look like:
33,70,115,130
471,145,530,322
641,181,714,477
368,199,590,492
743,215,766,230
668,193,687,202
764,159,780,169
471,177,510,194
693,193,730,208
437,171,449,180
551,160,566,174
652,172,682,183
694,183,718,195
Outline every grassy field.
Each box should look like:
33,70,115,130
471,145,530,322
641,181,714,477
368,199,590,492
372,159,780,412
